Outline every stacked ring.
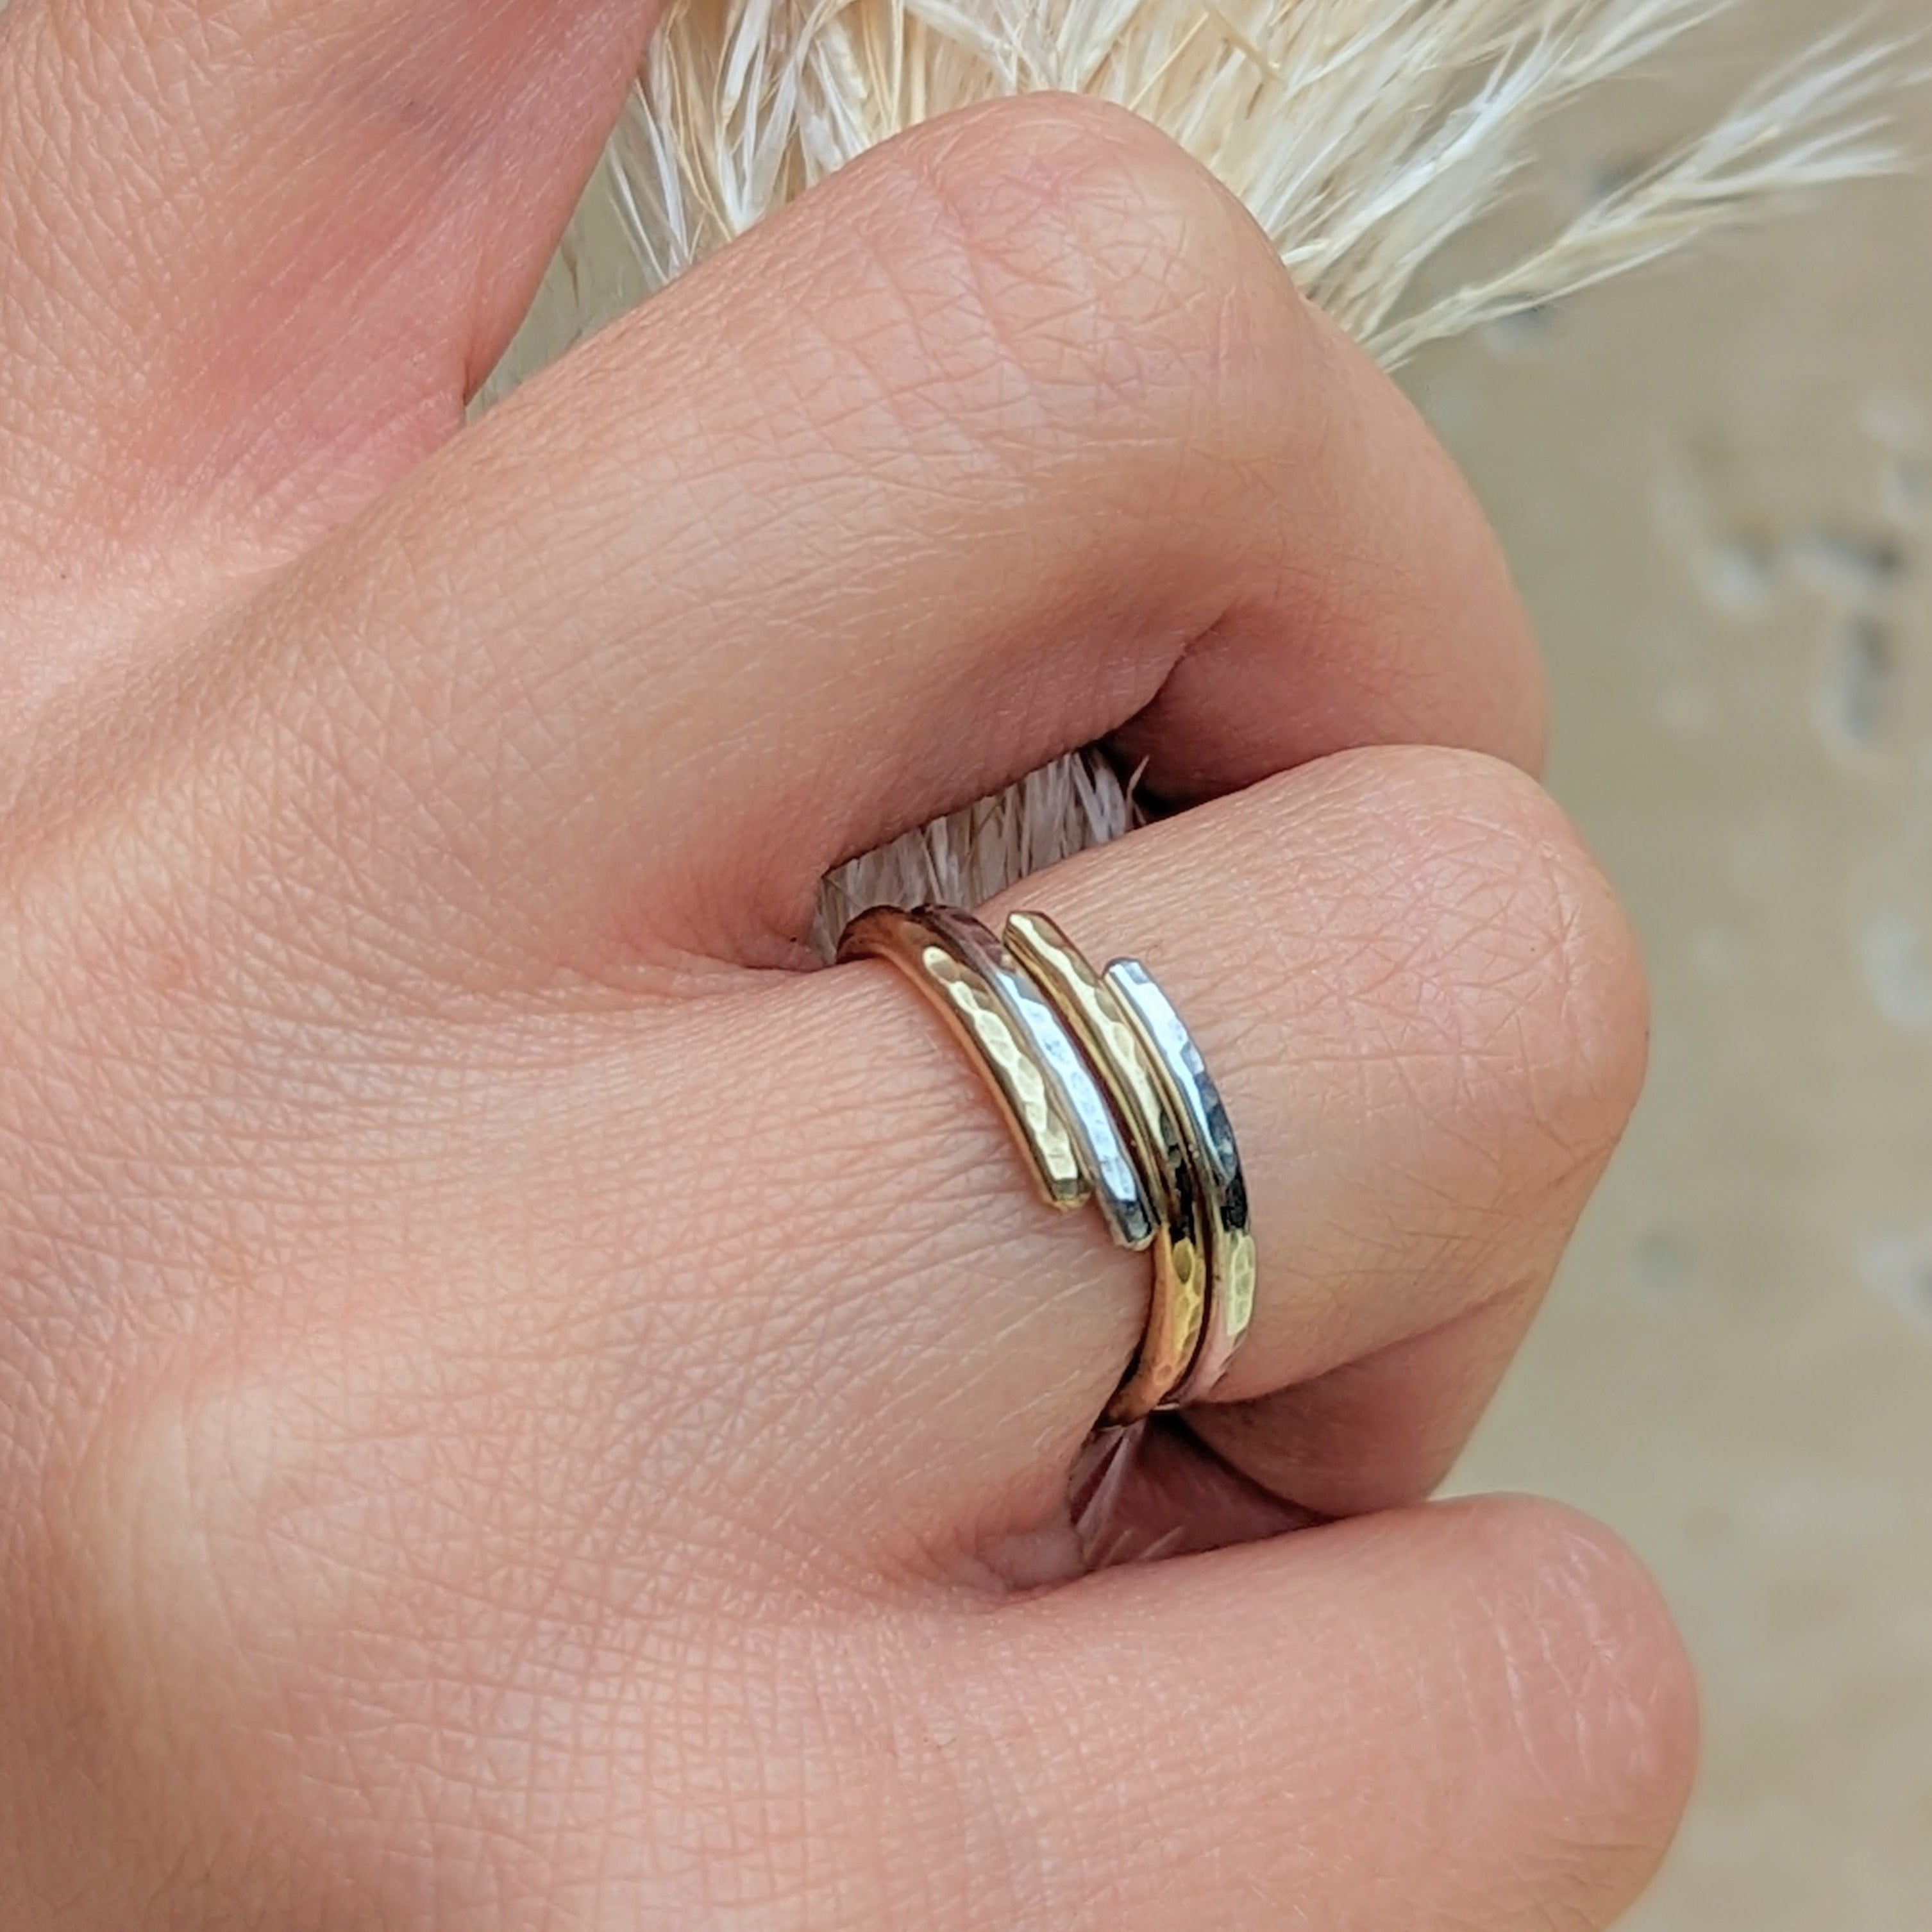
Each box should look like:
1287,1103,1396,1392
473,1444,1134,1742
837,902,1256,1423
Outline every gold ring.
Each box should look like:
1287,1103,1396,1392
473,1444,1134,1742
837,902,1256,1421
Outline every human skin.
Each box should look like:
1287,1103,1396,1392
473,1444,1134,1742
0,0,1695,1921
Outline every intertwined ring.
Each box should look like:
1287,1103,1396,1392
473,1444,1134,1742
837,903,1256,1423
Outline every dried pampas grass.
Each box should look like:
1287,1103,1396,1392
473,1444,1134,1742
488,0,1896,939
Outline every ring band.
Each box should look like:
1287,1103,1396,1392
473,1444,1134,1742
1000,911,1210,1418
837,902,1255,1420
1102,953,1257,1402
910,907,1157,1252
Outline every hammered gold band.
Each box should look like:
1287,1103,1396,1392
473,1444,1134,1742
837,903,1255,1422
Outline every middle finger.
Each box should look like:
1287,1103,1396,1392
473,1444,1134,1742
210,93,1543,986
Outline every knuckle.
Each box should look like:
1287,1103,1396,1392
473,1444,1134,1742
1295,745,1649,1201
1447,1495,1699,1924
858,93,1308,455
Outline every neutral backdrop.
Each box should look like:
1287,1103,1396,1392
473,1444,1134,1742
1415,6,1932,1924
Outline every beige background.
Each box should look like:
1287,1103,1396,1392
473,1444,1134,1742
1413,10,1932,1925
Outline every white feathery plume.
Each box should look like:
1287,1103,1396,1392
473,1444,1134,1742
489,0,1899,944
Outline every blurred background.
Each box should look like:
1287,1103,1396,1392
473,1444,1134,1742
1415,4,1932,1922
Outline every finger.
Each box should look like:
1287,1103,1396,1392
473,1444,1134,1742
942,1496,1697,1931
0,0,661,603
237,94,1542,979
639,745,1643,1561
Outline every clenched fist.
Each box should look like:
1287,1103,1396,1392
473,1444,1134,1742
0,0,1693,1919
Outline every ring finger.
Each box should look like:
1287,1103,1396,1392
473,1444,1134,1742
574,739,1645,1576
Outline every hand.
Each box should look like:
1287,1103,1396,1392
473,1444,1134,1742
0,0,1693,1919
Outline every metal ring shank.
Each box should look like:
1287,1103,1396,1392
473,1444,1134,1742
916,907,1155,1252
837,905,1086,1212
837,906,1156,1250
1003,910,1210,1421
1102,957,1257,1403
